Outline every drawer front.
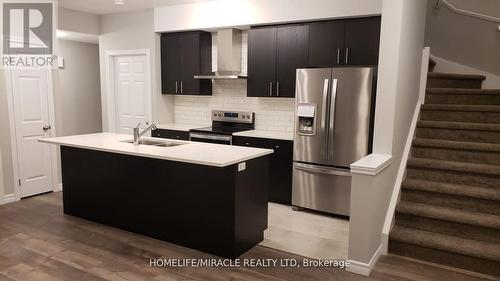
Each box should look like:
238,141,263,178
233,136,291,152
152,129,189,141
292,162,351,216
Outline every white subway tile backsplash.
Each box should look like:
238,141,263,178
175,80,295,132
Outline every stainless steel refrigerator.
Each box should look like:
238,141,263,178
292,67,376,216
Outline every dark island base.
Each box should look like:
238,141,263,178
60,146,269,258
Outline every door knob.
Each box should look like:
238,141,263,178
42,125,51,131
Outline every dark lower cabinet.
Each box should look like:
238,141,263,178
233,136,293,205
152,129,189,141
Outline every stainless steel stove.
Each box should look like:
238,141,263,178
189,110,255,145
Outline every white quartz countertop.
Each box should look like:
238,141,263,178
156,123,204,131
233,130,294,141
39,133,273,167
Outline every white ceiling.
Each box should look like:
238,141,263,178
59,0,211,15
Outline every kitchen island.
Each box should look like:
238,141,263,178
40,133,273,258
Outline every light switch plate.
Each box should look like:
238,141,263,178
57,56,64,68
238,162,246,172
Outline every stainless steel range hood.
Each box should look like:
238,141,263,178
194,29,246,79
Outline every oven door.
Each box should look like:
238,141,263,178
189,132,232,145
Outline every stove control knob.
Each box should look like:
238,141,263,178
213,112,217,116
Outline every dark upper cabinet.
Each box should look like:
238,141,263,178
161,31,212,95
276,25,309,97
161,34,180,94
308,21,345,67
233,136,293,205
344,17,381,65
247,27,277,98
308,16,381,67
247,24,309,98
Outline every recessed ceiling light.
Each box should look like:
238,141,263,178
115,0,125,5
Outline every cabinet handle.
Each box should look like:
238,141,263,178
269,82,273,97
275,145,280,149
276,82,280,97
336,48,341,65
180,81,183,94
245,142,250,145
345,48,349,64
175,81,178,93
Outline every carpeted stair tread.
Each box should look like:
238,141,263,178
413,138,500,153
396,201,500,230
417,120,500,131
407,157,500,176
402,179,500,202
426,88,500,95
427,72,486,81
390,226,500,262
421,104,500,113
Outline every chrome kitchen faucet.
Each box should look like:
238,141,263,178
133,122,157,145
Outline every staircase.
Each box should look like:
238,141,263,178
389,68,500,277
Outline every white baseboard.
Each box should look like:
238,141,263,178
54,183,63,192
347,244,383,276
2,194,18,205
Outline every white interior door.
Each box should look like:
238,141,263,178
10,68,54,198
113,55,151,134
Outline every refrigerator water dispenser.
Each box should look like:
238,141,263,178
296,103,316,135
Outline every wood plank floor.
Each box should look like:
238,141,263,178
0,192,494,281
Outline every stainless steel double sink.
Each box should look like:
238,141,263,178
121,139,186,147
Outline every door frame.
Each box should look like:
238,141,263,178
4,68,59,202
103,49,152,133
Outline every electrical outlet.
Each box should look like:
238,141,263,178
238,162,246,172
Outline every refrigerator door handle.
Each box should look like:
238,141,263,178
321,79,330,156
294,162,351,177
328,78,338,159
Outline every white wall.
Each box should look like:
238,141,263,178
444,0,500,18
0,68,15,197
54,40,102,136
99,9,174,131
58,7,100,35
425,1,500,76
0,116,6,204
154,0,382,32
349,0,428,266
0,8,101,201
431,55,500,89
